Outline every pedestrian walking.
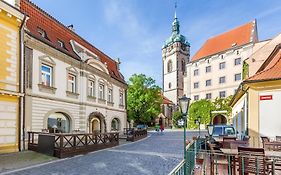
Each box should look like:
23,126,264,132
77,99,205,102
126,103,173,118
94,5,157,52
160,124,164,133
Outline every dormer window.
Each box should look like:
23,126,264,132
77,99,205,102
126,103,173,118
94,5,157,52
58,39,65,48
37,27,47,38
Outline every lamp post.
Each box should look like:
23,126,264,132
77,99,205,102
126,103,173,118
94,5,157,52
179,95,191,175
207,124,214,142
195,116,202,138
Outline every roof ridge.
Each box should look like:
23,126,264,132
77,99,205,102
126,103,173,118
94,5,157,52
22,0,118,64
207,21,254,40
247,48,281,80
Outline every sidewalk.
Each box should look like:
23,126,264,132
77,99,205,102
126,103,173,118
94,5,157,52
0,151,57,173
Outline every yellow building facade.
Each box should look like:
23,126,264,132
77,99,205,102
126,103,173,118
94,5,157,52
0,1,24,153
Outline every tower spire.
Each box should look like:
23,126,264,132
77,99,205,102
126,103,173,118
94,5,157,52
174,1,177,19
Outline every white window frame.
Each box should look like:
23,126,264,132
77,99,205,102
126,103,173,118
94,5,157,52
234,73,241,81
206,79,212,86
194,82,199,89
41,64,53,87
88,80,95,97
194,69,199,76
219,91,226,98
206,66,211,73
99,83,105,100
68,74,76,93
234,58,241,66
108,88,113,102
119,92,124,106
219,62,225,70
206,93,212,99
219,76,226,84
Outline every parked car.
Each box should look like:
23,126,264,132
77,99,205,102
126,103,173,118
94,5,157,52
212,125,236,138
136,124,148,130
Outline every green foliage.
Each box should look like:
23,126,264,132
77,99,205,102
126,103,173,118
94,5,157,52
188,99,215,129
127,74,162,124
213,96,233,118
172,111,182,127
242,61,249,79
187,96,233,129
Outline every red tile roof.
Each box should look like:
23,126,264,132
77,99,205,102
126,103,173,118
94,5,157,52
20,0,125,83
161,94,174,105
246,44,281,82
192,21,256,61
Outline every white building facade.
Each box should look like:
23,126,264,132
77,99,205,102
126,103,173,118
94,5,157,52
184,21,258,101
21,0,127,136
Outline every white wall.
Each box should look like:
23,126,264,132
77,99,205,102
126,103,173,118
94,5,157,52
185,44,253,101
259,90,281,138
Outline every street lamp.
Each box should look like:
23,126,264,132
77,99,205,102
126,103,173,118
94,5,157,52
179,95,191,175
207,124,214,141
195,116,202,138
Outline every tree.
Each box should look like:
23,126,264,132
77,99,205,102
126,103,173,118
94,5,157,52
188,99,215,129
172,111,182,127
213,96,233,120
127,74,162,124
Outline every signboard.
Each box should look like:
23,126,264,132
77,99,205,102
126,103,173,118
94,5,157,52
260,95,273,101
211,110,227,114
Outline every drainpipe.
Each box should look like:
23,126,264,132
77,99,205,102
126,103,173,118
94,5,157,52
19,15,27,151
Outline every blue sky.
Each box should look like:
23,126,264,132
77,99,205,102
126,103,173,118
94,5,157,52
31,0,281,86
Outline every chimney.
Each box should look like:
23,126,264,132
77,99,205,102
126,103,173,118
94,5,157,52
115,58,121,70
67,24,75,31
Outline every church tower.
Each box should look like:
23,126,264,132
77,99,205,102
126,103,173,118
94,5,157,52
162,10,190,105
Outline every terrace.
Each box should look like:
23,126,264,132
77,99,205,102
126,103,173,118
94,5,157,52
169,136,281,175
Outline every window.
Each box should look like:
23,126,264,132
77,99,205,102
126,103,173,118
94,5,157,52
182,60,185,72
99,84,105,100
219,62,225,69
219,91,226,98
168,83,172,89
41,64,52,86
206,66,211,73
206,79,212,86
234,58,241,65
219,76,226,84
88,80,95,97
194,95,199,101
108,88,113,102
58,39,65,48
234,73,241,81
119,92,124,106
38,27,47,38
48,113,70,133
194,82,199,89
206,93,212,99
194,69,199,76
167,60,173,73
67,74,76,93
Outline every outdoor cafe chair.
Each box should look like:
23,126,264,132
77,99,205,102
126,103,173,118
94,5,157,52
261,136,270,148
238,146,271,175
276,136,281,142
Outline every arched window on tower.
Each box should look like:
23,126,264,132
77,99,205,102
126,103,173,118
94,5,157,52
167,60,173,73
182,60,185,72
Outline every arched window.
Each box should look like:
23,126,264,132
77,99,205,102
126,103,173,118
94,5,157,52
167,60,173,73
111,118,120,131
48,112,70,133
182,60,185,72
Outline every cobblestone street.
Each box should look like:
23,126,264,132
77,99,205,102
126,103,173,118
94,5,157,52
1,131,202,175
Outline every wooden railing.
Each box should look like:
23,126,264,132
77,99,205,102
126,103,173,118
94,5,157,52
28,132,119,158
124,128,147,142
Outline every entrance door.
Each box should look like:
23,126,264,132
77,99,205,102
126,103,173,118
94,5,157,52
91,118,100,133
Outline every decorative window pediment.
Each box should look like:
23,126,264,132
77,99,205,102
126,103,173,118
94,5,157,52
39,55,56,66
86,58,109,74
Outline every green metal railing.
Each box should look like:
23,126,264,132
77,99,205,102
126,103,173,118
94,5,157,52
169,138,206,175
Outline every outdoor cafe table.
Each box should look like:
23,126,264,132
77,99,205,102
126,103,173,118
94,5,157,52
220,148,281,175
